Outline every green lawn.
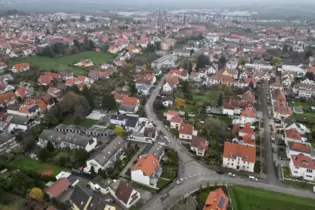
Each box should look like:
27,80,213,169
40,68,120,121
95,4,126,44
160,170,177,180
294,113,315,124
282,180,314,191
62,116,98,127
288,101,310,109
193,91,220,105
157,179,171,189
9,51,114,75
229,186,315,210
8,156,64,176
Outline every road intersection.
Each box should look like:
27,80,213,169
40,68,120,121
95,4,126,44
141,77,314,210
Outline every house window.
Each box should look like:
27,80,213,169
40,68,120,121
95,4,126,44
307,169,313,173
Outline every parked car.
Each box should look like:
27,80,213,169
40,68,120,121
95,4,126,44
176,178,184,185
249,176,258,181
313,186,315,193
228,172,235,177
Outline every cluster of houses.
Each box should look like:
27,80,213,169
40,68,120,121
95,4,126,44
45,171,141,210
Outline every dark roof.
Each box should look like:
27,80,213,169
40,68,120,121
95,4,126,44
93,136,125,166
0,131,14,144
283,115,296,125
125,115,139,128
115,181,134,204
148,143,164,159
70,185,92,209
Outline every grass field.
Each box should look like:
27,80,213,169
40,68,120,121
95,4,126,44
9,51,114,75
9,156,64,176
229,186,315,210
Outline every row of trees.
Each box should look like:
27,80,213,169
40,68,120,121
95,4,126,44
38,35,95,58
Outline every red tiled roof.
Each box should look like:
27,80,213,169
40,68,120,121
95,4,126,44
46,178,71,198
239,123,254,135
170,115,183,123
288,142,311,153
241,108,255,118
13,63,29,70
179,123,194,135
15,88,26,96
131,154,159,176
291,154,315,169
165,75,179,87
122,96,139,105
243,135,255,145
223,142,256,163
0,91,15,104
242,91,255,103
285,129,302,141
204,188,229,210
38,75,54,85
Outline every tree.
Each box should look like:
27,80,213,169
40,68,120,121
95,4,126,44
46,141,55,152
89,40,95,49
82,85,95,108
175,98,185,107
305,49,313,58
154,41,161,51
144,44,155,53
73,39,81,50
214,180,218,187
206,181,210,189
29,188,44,201
75,149,89,164
219,56,227,68
272,56,281,64
249,81,254,89
217,93,223,106
35,36,40,44
114,126,125,136
196,54,210,70
38,46,55,58
102,43,109,52
84,35,90,50
90,166,96,175
199,184,203,192
102,94,117,111
46,28,51,36
129,81,137,95
222,180,225,186
38,148,50,162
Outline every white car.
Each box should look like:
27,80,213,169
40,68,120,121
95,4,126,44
313,186,315,193
176,178,184,185
228,172,235,177
249,176,258,181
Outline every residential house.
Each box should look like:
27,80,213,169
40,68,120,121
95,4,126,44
285,122,309,135
38,129,98,152
203,188,229,210
128,123,158,144
131,154,160,186
74,59,94,68
0,61,7,70
37,72,60,86
85,136,125,173
0,131,19,154
280,65,306,78
284,129,304,144
170,115,183,129
119,96,140,114
240,108,256,124
169,68,189,80
270,89,292,119
166,110,178,121
289,154,315,181
293,83,315,98
286,142,314,159
110,114,139,132
161,38,176,51
46,178,72,199
151,54,177,70
15,88,27,98
11,63,30,73
222,142,256,172
190,136,209,156
163,75,179,92
179,123,198,141
70,185,92,210
135,73,156,95
161,95,174,107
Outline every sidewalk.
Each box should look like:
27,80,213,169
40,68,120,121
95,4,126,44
120,145,146,177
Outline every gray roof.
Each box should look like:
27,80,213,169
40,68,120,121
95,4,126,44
93,136,125,166
0,131,14,144
148,143,164,159
55,124,87,133
70,185,92,209
8,115,30,125
39,129,93,147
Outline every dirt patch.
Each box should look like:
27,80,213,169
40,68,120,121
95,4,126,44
41,169,53,176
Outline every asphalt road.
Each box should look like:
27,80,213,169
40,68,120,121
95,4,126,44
260,85,280,185
141,80,314,210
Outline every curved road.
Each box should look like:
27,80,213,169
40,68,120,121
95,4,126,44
142,77,315,210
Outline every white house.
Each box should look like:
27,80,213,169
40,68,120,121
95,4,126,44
163,75,179,92
222,142,256,172
179,123,198,141
0,131,19,154
284,129,303,144
280,65,306,78
151,54,177,70
190,136,208,157
85,136,125,173
240,108,256,124
131,154,160,187
289,154,315,181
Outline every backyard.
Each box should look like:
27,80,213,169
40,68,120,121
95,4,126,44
62,116,98,127
229,186,315,210
9,51,114,75
8,156,64,176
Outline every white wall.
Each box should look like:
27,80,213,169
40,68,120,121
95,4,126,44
222,157,255,172
179,133,192,140
131,170,150,186
289,160,315,181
